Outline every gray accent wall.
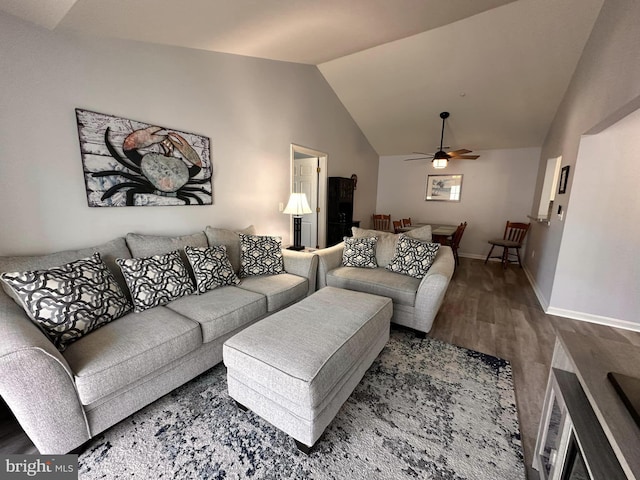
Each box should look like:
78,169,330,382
551,108,640,326
0,12,378,256
527,0,640,328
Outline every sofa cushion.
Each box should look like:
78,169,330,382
386,236,440,279
184,245,240,294
117,251,195,312
238,234,285,277
204,225,256,274
351,227,396,267
0,237,132,297
1,253,132,351
352,226,433,267
63,306,201,405
342,236,377,268
126,231,208,257
405,224,433,242
237,273,308,312
125,231,208,280
326,266,421,306
165,286,267,343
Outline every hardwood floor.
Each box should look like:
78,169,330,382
1,257,639,479
429,257,640,480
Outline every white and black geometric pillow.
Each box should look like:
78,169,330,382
238,234,285,277
0,253,132,351
386,235,440,279
342,236,378,268
116,250,194,312
184,245,240,294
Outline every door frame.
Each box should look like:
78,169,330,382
290,143,328,249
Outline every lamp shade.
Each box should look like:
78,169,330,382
283,193,312,216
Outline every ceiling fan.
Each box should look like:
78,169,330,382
405,111,479,168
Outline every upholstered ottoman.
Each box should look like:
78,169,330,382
223,286,392,453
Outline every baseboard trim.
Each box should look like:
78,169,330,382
463,253,640,333
458,253,486,260
522,265,550,311
545,307,640,333
521,265,640,333
459,252,514,263
460,253,552,312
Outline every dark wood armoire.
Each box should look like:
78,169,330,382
327,177,360,247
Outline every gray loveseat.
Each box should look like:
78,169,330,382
315,226,454,336
0,226,318,454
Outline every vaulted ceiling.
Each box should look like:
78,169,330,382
0,0,605,155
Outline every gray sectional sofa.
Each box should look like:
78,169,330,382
315,226,455,336
0,226,318,454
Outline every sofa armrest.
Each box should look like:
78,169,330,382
314,242,345,289
282,250,319,296
414,246,455,333
0,298,90,453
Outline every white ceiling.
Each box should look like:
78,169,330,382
0,0,604,156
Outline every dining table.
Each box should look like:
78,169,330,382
397,223,458,245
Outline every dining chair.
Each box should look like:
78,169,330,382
392,220,403,234
484,221,530,268
402,218,412,227
450,221,467,267
372,214,391,231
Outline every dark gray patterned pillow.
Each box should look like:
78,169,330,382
342,236,378,268
386,235,440,279
184,245,240,294
0,253,132,351
117,250,194,312
238,234,284,277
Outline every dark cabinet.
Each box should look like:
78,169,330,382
327,177,359,246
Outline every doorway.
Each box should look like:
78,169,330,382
290,144,327,249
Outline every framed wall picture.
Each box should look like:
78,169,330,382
558,165,570,194
76,108,212,207
426,174,463,202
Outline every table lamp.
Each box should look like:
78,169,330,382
283,193,312,251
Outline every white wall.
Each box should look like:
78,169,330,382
0,12,378,256
549,108,640,327
527,0,640,313
376,148,540,257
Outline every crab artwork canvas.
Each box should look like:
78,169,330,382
75,109,212,207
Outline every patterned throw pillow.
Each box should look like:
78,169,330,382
117,250,194,312
184,245,240,294
351,227,397,267
204,225,256,274
0,253,132,351
386,235,440,279
342,236,378,268
238,234,285,277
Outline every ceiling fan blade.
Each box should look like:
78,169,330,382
404,156,432,161
447,149,471,156
453,155,480,160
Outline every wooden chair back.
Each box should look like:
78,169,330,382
392,220,403,233
449,221,467,266
451,222,468,249
503,221,530,245
372,214,391,231
402,218,412,227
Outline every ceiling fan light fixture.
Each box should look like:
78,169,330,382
403,110,478,165
432,158,448,169
432,150,449,169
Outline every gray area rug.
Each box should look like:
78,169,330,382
78,330,525,479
